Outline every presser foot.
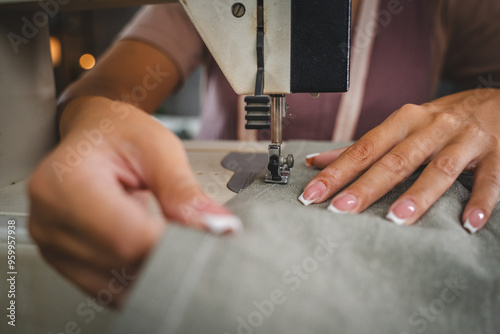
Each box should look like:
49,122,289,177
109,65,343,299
265,169,291,184
265,145,294,184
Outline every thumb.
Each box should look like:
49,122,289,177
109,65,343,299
138,131,243,235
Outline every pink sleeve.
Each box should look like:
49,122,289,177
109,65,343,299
116,4,207,83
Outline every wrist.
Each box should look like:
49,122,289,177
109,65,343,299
58,96,140,139
59,96,103,138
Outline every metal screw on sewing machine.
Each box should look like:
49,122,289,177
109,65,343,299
231,3,246,18
281,154,294,169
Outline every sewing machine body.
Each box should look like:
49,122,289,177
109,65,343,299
180,0,351,183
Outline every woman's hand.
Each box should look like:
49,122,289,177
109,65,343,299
28,96,241,306
300,88,500,233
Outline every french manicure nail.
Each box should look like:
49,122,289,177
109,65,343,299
386,200,416,226
201,214,243,235
327,194,357,214
299,181,326,206
464,209,486,234
298,193,315,206
305,153,320,166
306,153,320,159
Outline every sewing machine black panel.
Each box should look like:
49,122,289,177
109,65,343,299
290,0,351,93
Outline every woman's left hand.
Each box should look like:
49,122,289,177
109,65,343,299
300,88,500,233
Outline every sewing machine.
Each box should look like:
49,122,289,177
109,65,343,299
179,0,351,183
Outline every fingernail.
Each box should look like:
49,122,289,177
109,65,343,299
327,194,357,214
386,200,416,226
305,153,320,167
299,181,326,206
201,214,243,235
464,209,486,234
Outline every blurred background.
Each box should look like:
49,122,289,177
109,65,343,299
49,6,202,139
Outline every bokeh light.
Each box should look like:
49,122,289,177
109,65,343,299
79,54,96,70
49,36,61,67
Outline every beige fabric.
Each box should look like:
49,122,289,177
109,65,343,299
107,141,500,334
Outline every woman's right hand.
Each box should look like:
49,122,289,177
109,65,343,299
28,96,242,306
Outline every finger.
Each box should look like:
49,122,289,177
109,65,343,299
127,189,152,209
305,146,348,169
326,131,440,213
386,141,476,226
53,167,166,267
462,153,500,233
135,129,243,235
299,104,424,206
29,160,156,305
28,153,165,270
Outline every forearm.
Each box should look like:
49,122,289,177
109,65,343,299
57,40,181,137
